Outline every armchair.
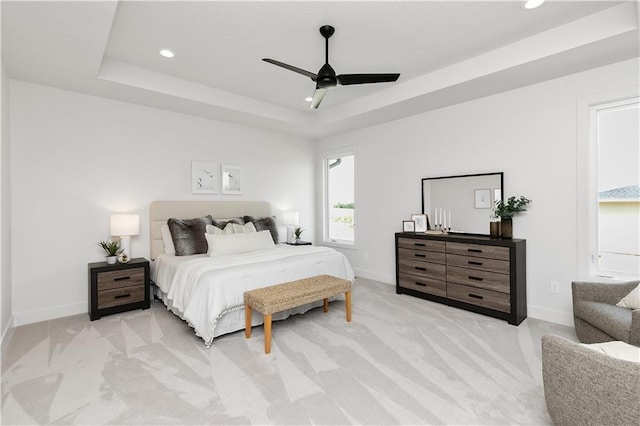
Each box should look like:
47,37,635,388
572,280,640,346
542,335,639,426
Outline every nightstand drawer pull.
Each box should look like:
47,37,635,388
114,293,131,299
469,293,484,300
469,276,483,281
468,261,483,266
113,276,131,282
414,253,426,258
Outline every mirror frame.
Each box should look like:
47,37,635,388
421,172,504,235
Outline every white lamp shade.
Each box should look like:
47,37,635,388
110,214,140,237
282,211,299,226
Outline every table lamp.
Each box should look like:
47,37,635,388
282,211,299,244
110,214,140,259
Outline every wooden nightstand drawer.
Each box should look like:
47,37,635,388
398,247,446,264
446,265,510,294
446,253,510,275
399,273,446,298
97,268,145,291
98,285,145,309
88,258,150,320
397,238,445,253
398,257,446,281
446,242,509,261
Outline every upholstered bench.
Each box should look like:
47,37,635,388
244,275,352,354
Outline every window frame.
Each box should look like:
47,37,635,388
577,89,639,281
321,147,357,249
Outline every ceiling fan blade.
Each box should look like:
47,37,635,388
309,88,327,109
262,58,317,81
337,73,400,86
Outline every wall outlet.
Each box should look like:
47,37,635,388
550,281,560,294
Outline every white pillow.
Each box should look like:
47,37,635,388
232,222,257,234
616,284,640,309
161,225,175,255
206,223,235,235
205,230,275,257
582,340,640,363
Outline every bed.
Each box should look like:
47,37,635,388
149,200,355,347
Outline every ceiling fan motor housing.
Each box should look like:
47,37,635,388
316,63,337,88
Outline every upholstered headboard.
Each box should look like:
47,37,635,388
149,200,272,260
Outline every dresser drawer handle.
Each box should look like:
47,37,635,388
113,276,131,282
467,248,482,253
415,267,427,271
468,276,483,281
415,282,427,287
469,293,484,300
468,261,483,266
414,243,426,247
114,293,131,299
414,253,426,258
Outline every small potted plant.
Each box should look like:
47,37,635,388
98,239,122,265
294,227,304,243
492,196,532,238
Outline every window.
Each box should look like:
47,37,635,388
588,97,639,279
323,152,355,245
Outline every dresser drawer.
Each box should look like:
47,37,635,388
446,253,510,275
398,238,445,253
398,258,446,281
447,283,510,313
97,285,145,309
97,268,145,291
398,247,446,264
447,265,510,294
446,242,509,261
399,273,446,298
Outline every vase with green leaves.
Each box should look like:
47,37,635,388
98,239,122,264
492,196,532,238
294,227,304,243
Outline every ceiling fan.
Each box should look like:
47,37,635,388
262,25,400,109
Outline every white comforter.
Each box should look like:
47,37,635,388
151,245,354,345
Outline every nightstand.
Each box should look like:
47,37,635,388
286,241,312,246
88,257,150,320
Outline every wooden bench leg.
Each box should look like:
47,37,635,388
245,304,252,338
264,314,272,354
345,291,352,322
323,298,329,312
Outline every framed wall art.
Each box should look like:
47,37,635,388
221,164,243,195
191,161,217,194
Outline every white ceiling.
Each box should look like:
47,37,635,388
2,1,639,139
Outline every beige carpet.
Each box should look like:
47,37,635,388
1,278,575,425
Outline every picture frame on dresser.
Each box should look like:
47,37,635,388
410,214,428,232
403,220,416,232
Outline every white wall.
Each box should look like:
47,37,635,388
1,36,14,338
316,58,639,326
9,81,315,325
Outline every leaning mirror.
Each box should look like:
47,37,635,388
422,172,503,235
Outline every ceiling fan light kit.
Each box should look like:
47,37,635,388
263,25,400,109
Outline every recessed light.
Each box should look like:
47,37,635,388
159,49,175,58
523,0,544,9
305,97,313,102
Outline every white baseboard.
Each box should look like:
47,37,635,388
1,314,14,345
13,302,86,327
527,304,574,327
353,268,395,285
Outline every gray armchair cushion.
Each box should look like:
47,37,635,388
574,301,632,342
542,335,640,426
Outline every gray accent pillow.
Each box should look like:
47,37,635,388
167,215,214,256
212,217,245,230
243,215,279,244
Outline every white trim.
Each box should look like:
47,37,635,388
576,87,639,281
527,304,574,328
353,268,395,285
12,301,85,326
0,314,13,344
